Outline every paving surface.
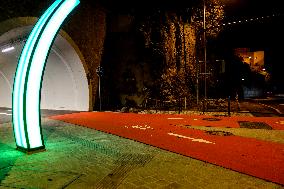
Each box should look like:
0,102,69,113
50,112,284,185
1,116,284,189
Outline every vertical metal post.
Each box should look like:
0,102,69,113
96,66,103,112
184,97,187,110
228,96,231,116
155,99,158,113
203,0,207,100
98,76,101,111
196,67,199,106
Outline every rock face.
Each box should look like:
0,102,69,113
129,107,139,113
121,107,129,113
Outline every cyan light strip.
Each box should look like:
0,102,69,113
12,0,80,152
12,0,63,149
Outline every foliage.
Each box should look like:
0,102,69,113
138,2,225,102
160,67,192,102
191,0,225,38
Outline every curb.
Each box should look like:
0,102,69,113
259,103,282,114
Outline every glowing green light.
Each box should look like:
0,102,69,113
13,0,62,150
12,0,80,152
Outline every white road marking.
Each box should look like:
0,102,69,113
167,118,184,120
0,112,12,115
168,132,215,144
127,125,154,130
7,110,12,112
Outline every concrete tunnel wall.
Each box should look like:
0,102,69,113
0,25,89,111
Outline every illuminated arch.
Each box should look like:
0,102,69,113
12,0,80,153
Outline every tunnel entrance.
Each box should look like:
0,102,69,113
0,25,89,111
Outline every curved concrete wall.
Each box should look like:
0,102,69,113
0,26,89,111
0,70,12,108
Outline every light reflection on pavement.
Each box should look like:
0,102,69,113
0,107,82,124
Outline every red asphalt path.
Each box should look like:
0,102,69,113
50,112,284,185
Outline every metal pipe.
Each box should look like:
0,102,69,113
98,76,101,111
203,0,207,100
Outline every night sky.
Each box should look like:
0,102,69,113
215,0,284,88
220,0,284,47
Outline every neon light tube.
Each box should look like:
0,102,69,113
12,0,80,152
13,0,63,149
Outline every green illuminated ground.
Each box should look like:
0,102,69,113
0,118,283,188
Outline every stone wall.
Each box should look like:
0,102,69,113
63,2,107,111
